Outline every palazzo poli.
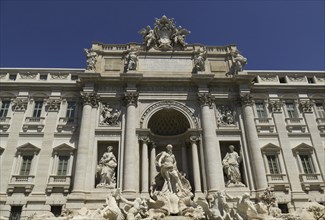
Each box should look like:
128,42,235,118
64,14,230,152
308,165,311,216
0,16,324,220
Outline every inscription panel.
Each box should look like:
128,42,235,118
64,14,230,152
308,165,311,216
139,58,193,72
210,60,226,72
105,58,123,71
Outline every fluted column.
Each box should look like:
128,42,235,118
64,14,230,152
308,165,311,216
123,91,139,193
181,143,189,175
150,143,157,184
139,136,150,193
190,136,202,193
241,93,268,191
198,92,224,191
73,92,99,192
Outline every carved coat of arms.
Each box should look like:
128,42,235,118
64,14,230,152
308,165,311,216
139,15,190,50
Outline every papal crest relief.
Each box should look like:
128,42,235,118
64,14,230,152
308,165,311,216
139,15,190,50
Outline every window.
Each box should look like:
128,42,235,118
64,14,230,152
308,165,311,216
9,206,22,220
33,101,43,118
9,74,17,81
66,101,76,122
40,74,47,80
71,75,78,80
285,102,297,118
0,100,10,117
255,102,267,118
307,77,315,84
20,155,33,175
51,206,62,217
299,154,315,174
315,102,325,118
279,77,286,83
57,156,69,175
266,155,281,174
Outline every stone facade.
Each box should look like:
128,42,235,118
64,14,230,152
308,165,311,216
0,17,325,220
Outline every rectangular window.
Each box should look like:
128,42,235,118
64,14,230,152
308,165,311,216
299,155,314,174
33,101,43,118
316,103,325,118
9,206,22,220
307,77,315,84
266,155,280,174
285,102,297,118
66,101,76,122
40,74,48,80
9,74,17,81
57,156,69,175
20,155,33,175
255,102,267,118
0,101,10,117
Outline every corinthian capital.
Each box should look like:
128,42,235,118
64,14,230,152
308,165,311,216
240,93,253,106
124,91,139,106
81,92,100,107
299,100,314,113
269,100,283,113
139,136,150,144
197,92,215,107
46,98,61,112
12,97,28,111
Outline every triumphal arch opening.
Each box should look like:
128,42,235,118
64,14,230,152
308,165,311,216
0,16,324,220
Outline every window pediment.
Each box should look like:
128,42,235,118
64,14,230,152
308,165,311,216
261,143,281,152
292,143,313,154
53,143,75,153
16,143,40,154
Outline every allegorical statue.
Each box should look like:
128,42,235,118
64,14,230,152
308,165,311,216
84,48,97,71
124,50,138,72
222,145,245,187
155,144,184,194
193,49,207,72
100,104,121,126
231,49,247,74
96,146,117,188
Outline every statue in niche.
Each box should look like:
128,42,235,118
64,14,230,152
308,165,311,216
100,104,121,126
154,144,184,194
84,48,97,71
124,50,138,72
193,49,207,72
216,105,235,126
96,146,117,188
230,49,247,75
222,145,245,187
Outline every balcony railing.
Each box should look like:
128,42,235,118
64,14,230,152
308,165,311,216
316,118,325,133
46,175,71,194
266,173,290,191
7,175,35,194
0,117,11,131
299,173,325,191
285,117,307,132
57,117,77,132
22,117,45,132
254,117,275,133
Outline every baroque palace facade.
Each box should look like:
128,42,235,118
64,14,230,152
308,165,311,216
0,16,324,220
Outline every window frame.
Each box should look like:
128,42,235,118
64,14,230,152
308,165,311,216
32,100,43,118
284,100,299,118
0,100,10,118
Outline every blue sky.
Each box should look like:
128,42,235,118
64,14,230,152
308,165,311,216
0,0,324,70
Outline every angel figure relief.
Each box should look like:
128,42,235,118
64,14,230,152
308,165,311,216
138,26,156,48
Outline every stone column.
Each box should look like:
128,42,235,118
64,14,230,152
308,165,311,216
181,143,189,175
269,99,302,192
198,92,224,191
190,136,202,193
299,100,325,178
139,136,150,193
0,97,28,194
123,91,139,193
150,143,157,183
241,93,268,191
73,92,99,192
